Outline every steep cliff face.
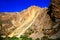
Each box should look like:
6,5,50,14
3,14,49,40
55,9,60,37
24,7,52,39
0,6,52,38
51,0,60,19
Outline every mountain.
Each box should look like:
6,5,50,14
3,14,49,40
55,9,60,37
0,6,52,38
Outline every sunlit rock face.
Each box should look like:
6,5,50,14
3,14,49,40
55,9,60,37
0,6,52,38
24,7,52,39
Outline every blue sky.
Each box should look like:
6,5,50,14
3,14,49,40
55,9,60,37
0,0,51,12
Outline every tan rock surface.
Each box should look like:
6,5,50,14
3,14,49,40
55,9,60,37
0,6,52,38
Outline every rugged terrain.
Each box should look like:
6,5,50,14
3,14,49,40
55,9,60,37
0,6,52,38
0,0,60,39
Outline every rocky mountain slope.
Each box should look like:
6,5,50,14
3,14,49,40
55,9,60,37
0,6,52,38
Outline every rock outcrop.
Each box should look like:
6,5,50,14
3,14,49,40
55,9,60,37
0,6,52,38
51,0,60,18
